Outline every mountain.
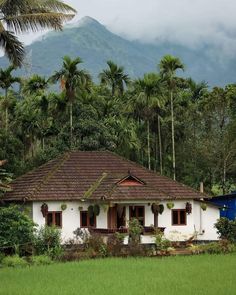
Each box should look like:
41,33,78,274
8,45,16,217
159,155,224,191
1,16,235,86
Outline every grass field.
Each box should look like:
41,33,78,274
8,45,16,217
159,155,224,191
1,254,236,295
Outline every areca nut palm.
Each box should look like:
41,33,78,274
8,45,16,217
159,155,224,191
0,0,76,67
159,55,184,180
99,60,130,97
22,74,49,95
50,55,91,147
133,73,163,170
0,65,21,132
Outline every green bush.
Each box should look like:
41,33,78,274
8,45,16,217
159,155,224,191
31,255,53,265
155,229,171,252
128,218,143,244
34,226,63,259
1,255,28,267
214,218,236,242
190,240,236,255
0,205,35,254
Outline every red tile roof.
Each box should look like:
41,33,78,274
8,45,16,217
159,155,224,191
4,151,204,201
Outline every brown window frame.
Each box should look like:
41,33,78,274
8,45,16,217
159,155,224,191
172,209,187,226
129,206,145,226
80,211,97,228
46,211,62,228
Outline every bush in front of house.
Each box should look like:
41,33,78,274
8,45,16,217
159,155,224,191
107,232,126,257
1,255,28,268
214,218,236,242
31,255,53,265
154,229,171,255
189,240,236,255
0,205,36,255
34,226,63,259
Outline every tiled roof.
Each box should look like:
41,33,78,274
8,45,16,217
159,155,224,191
4,151,204,201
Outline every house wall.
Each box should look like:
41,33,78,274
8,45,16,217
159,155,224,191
33,199,219,242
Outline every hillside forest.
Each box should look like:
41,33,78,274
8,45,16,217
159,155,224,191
0,54,235,196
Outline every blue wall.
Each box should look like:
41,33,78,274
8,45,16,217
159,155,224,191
211,192,236,220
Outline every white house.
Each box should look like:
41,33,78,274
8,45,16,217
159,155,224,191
4,151,220,242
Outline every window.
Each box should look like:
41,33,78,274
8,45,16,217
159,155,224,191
80,211,96,228
129,206,145,226
172,210,186,226
46,211,62,228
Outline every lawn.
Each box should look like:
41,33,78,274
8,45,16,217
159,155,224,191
1,254,236,295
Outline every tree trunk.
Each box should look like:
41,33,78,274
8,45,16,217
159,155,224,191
147,119,151,170
157,114,163,175
69,101,73,148
170,90,176,180
5,88,8,133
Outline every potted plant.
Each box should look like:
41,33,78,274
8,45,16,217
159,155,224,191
151,203,159,214
61,203,67,211
41,203,48,217
167,202,174,209
201,203,207,211
88,205,94,218
78,206,83,211
158,204,164,215
186,202,192,214
93,204,100,216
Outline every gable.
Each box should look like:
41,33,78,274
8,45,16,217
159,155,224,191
117,175,145,186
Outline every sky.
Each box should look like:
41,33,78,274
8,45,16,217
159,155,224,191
21,0,236,56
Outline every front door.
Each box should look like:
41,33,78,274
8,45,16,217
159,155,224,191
108,207,117,229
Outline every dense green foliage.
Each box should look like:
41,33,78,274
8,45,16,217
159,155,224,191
1,255,236,294
215,218,236,242
0,53,235,195
0,206,35,253
34,226,63,259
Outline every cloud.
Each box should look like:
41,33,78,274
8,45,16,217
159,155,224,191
65,0,236,56
17,0,236,58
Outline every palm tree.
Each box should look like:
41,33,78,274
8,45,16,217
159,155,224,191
22,74,49,96
0,65,21,132
50,56,91,147
99,60,130,97
133,73,163,170
159,55,184,180
0,0,76,66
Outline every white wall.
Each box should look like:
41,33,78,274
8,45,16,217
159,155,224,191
33,199,220,242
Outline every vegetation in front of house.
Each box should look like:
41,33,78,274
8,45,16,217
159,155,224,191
0,206,236,267
1,255,236,295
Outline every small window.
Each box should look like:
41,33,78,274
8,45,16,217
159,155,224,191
172,210,186,226
129,206,145,226
46,211,62,228
80,211,96,228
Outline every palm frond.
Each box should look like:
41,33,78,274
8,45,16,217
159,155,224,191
0,23,24,67
5,12,74,33
40,0,77,13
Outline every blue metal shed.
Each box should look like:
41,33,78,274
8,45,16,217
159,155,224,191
211,191,236,220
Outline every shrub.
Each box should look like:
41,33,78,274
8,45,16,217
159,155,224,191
0,205,35,254
128,218,143,244
31,255,53,265
107,233,125,256
155,229,171,252
191,240,236,255
214,218,236,242
1,255,28,267
34,226,63,259
87,233,107,257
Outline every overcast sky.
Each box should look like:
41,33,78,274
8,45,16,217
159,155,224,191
21,0,236,56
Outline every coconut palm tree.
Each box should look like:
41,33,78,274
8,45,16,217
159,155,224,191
0,65,21,132
50,55,91,147
99,60,130,97
0,0,76,66
133,73,163,170
159,55,184,180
